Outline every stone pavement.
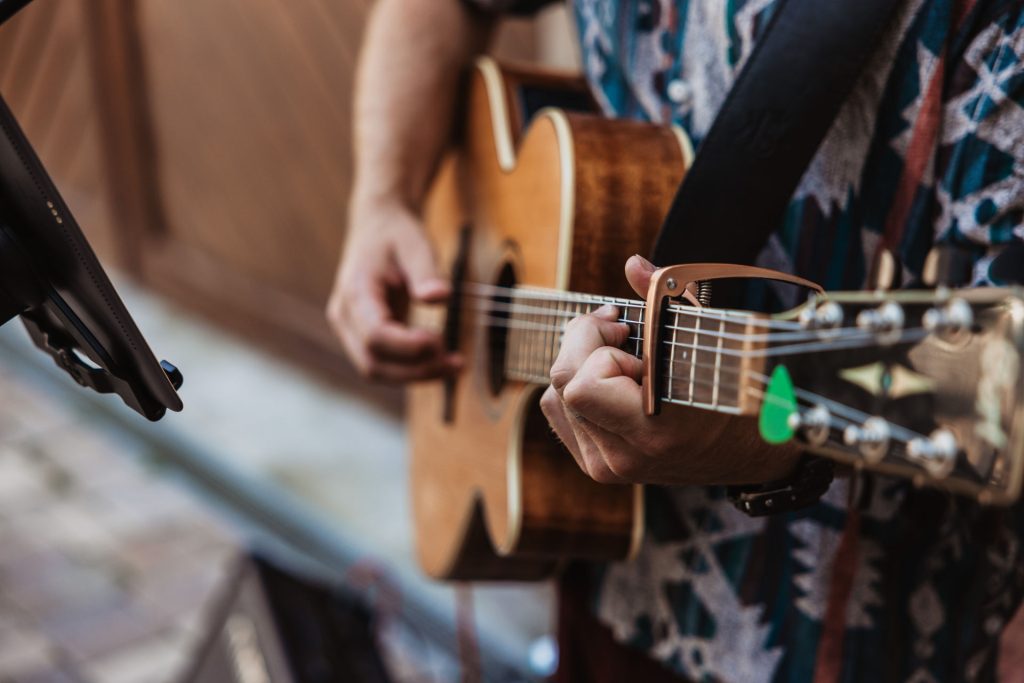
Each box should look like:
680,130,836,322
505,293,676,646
0,278,555,683
0,364,238,683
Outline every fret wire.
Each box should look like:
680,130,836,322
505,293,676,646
515,293,525,377
512,306,521,377
550,300,562,375
688,308,699,404
668,308,677,400
713,312,725,408
546,300,556,375
553,300,562,374
633,305,642,358
540,298,547,376
502,296,513,377
526,297,535,378
536,296,544,376
516,298,526,376
540,298,549,379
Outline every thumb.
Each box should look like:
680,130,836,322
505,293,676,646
394,222,450,303
625,254,657,298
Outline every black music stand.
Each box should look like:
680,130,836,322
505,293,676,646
0,0,182,420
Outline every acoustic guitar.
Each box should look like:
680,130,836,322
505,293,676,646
408,57,1024,581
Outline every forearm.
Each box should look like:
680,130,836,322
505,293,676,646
351,0,494,214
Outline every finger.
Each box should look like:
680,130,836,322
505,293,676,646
549,305,629,394
569,418,629,484
562,347,646,436
361,355,461,384
625,254,657,298
577,421,630,485
345,270,449,361
366,321,445,362
542,386,628,485
393,222,450,303
540,386,584,466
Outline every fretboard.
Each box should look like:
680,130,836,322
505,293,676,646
497,287,759,415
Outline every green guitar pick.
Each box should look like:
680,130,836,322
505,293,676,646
759,364,798,444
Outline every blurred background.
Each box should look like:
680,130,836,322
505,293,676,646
0,2,581,681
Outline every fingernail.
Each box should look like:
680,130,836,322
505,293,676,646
595,303,619,318
631,254,656,270
416,279,450,301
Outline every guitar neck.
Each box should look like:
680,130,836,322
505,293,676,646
475,282,1024,504
498,287,763,416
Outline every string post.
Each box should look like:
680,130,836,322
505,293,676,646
907,429,958,479
791,404,831,447
923,297,972,339
856,301,905,345
798,300,843,332
843,416,890,464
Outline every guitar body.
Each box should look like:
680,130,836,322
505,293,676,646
408,59,693,580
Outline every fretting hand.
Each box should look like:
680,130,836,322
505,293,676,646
539,255,800,485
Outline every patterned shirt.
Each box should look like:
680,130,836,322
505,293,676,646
469,1,1024,680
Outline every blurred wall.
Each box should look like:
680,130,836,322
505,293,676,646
0,1,577,409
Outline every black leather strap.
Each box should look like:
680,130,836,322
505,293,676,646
727,456,835,517
650,0,901,270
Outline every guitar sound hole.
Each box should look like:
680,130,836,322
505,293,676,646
487,263,517,396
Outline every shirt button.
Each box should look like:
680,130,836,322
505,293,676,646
667,78,692,105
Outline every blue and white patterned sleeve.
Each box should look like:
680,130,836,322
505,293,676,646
935,7,1024,282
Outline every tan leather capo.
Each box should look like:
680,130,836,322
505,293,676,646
641,263,824,415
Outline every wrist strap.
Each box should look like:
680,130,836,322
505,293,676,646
727,456,835,517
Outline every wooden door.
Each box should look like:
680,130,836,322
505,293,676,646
0,1,548,412
0,0,117,259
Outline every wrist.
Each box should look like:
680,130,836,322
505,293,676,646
349,177,421,218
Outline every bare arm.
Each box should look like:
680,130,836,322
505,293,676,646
328,0,494,381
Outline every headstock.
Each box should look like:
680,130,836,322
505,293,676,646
769,287,1024,504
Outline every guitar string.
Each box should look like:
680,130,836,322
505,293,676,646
507,350,930,448
470,299,885,345
465,290,808,335
458,284,938,448
502,325,923,435
476,312,929,358
463,284,808,330
500,317,936,446
746,371,925,445
467,298,856,344
487,313,928,423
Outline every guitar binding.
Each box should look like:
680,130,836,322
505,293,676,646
487,261,517,396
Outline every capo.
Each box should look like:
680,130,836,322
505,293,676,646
641,263,823,416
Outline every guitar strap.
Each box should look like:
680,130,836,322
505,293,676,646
650,0,901,274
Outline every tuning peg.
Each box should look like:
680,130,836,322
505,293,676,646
907,429,958,478
923,297,972,338
787,404,831,446
843,416,890,464
856,301,904,345
798,299,843,331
